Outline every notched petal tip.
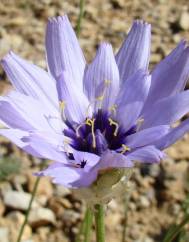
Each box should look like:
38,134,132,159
47,14,69,24
0,50,14,65
179,39,189,49
132,19,151,28
97,42,113,53
1,51,28,68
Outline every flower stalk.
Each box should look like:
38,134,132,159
76,0,85,36
84,207,93,242
94,204,105,242
76,207,93,242
16,176,41,242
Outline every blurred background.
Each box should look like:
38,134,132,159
0,0,189,241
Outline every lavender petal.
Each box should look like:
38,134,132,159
116,20,151,83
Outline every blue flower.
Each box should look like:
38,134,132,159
0,16,189,191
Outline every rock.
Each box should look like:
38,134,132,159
129,202,137,211
12,174,27,191
27,174,53,199
37,195,48,206
108,200,119,212
173,33,182,43
139,196,151,208
149,164,160,178
179,11,189,30
22,240,34,242
6,211,25,224
62,210,81,226
0,182,12,197
143,237,154,242
167,135,189,160
54,185,71,197
170,203,181,216
28,207,56,228
5,17,27,27
111,19,127,32
129,224,141,240
151,53,162,63
3,191,38,211
0,199,5,216
0,228,9,242
48,197,65,218
6,211,32,241
111,0,125,8
106,212,121,228
36,227,50,241
60,198,72,209
0,38,11,58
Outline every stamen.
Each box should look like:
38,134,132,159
96,94,104,101
61,139,71,155
45,115,63,134
109,104,117,115
137,117,144,131
108,118,119,136
86,100,96,117
59,101,66,121
104,80,111,85
120,144,131,154
86,118,96,148
76,123,86,137
95,80,111,108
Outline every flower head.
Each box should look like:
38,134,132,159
1,16,189,200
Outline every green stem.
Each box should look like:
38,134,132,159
76,207,93,242
122,194,130,242
163,214,189,242
16,176,41,242
94,204,105,242
84,207,93,242
76,0,85,36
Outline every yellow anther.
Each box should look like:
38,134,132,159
59,101,66,121
137,117,144,130
86,118,96,148
86,118,92,126
120,144,131,154
104,79,111,85
95,80,112,108
96,95,104,101
60,101,66,109
109,104,117,115
108,118,119,136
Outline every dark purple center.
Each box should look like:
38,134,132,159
64,110,136,156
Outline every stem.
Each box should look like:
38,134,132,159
94,204,105,242
16,176,41,242
76,207,93,242
163,214,189,242
122,194,130,242
84,207,93,242
76,0,85,36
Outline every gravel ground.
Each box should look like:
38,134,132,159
0,1,189,242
